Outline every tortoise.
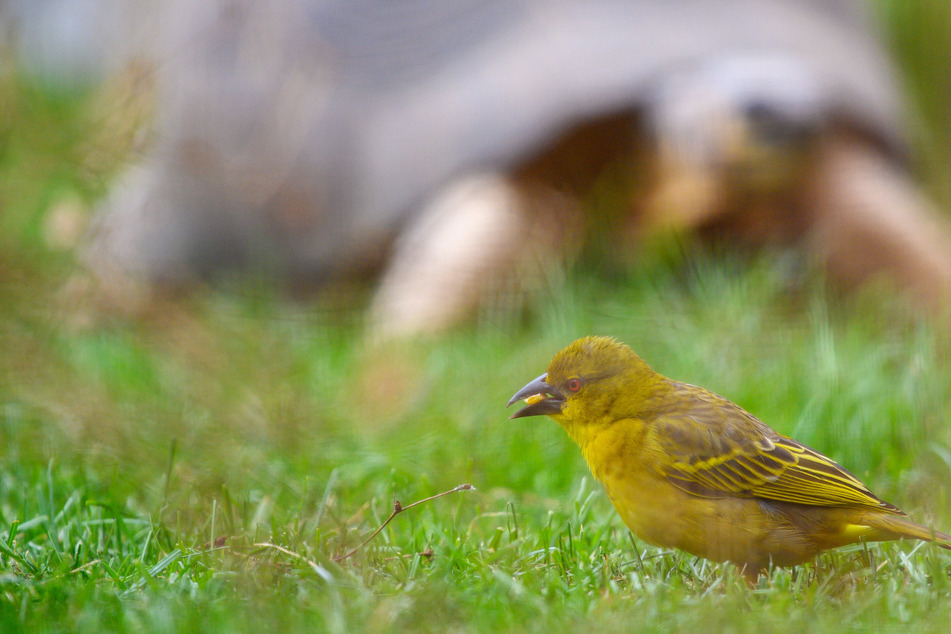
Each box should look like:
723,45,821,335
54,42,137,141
86,0,951,335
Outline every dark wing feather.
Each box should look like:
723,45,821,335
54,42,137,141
653,382,901,513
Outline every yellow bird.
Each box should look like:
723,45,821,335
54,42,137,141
508,336,951,581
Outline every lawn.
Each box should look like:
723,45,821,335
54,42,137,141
3,6,951,632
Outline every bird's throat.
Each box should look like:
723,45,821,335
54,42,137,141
555,412,618,458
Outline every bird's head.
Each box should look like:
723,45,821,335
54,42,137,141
507,336,660,428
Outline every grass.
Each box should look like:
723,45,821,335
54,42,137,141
3,8,951,631
3,242,951,631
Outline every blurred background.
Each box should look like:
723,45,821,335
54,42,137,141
1,0,951,626
6,1,951,333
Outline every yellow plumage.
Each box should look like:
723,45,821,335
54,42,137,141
508,336,950,581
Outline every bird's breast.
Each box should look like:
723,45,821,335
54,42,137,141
576,420,816,567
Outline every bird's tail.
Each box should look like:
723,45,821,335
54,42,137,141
862,513,951,550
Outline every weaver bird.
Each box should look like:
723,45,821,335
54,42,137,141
508,336,951,582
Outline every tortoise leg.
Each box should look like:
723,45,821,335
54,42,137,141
805,135,951,312
367,173,576,339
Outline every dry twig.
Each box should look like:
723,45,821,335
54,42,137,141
333,483,474,562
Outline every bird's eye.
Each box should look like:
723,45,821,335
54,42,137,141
566,378,582,393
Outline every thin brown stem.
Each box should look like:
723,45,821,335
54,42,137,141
333,483,474,562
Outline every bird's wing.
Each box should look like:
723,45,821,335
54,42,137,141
653,385,901,512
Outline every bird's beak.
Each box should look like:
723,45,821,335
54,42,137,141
507,373,565,419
